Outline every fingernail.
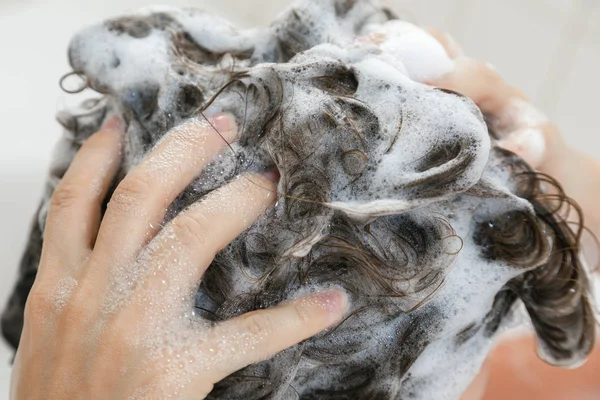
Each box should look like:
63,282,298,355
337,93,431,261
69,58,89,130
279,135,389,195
101,115,123,132
209,113,237,143
262,167,280,183
305,290,349,323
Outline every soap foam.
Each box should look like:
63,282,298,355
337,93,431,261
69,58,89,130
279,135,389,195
52,277,79,313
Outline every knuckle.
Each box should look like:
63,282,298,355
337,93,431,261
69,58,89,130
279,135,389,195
114,173,154,200
60,292,90,321
242,312,274,338
172,213,211,250
291,302,311,325
49,182,83,213
108,174,154,213
24,287,52,322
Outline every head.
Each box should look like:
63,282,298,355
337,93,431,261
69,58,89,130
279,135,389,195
3,0,596,399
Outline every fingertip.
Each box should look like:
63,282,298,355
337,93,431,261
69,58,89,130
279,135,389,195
294,288,350,328
442,32,465,59
423,27,464,60
89,115,125,155
208,113,238,144
100,115,124,134
261,167,280,184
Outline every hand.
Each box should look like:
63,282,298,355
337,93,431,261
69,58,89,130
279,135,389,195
425,29,600,400
425,27,600,252
10,114,348,399
425,27,564,170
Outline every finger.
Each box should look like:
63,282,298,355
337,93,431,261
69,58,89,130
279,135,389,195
424,27,464,59
40,117,123,279
138,173,278,300
207,289,348,379
423,28,526,121
423,27,521,112
93,114,236,264
428,58,552,166
429,58,527,115
496,126,547,168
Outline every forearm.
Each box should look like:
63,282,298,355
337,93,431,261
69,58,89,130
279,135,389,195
539,126,600,257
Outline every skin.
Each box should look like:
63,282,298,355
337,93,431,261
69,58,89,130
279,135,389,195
425,28,600,400
426,28,600,248
10,114,348,399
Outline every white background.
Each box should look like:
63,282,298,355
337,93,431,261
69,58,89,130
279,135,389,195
0,0,599,396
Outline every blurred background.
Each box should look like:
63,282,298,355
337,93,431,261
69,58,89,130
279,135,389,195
0,0,599,396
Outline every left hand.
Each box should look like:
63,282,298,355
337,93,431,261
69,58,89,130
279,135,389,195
9,114,348,400
425,28,561,169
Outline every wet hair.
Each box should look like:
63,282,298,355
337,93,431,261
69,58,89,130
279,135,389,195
2,1,596,399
